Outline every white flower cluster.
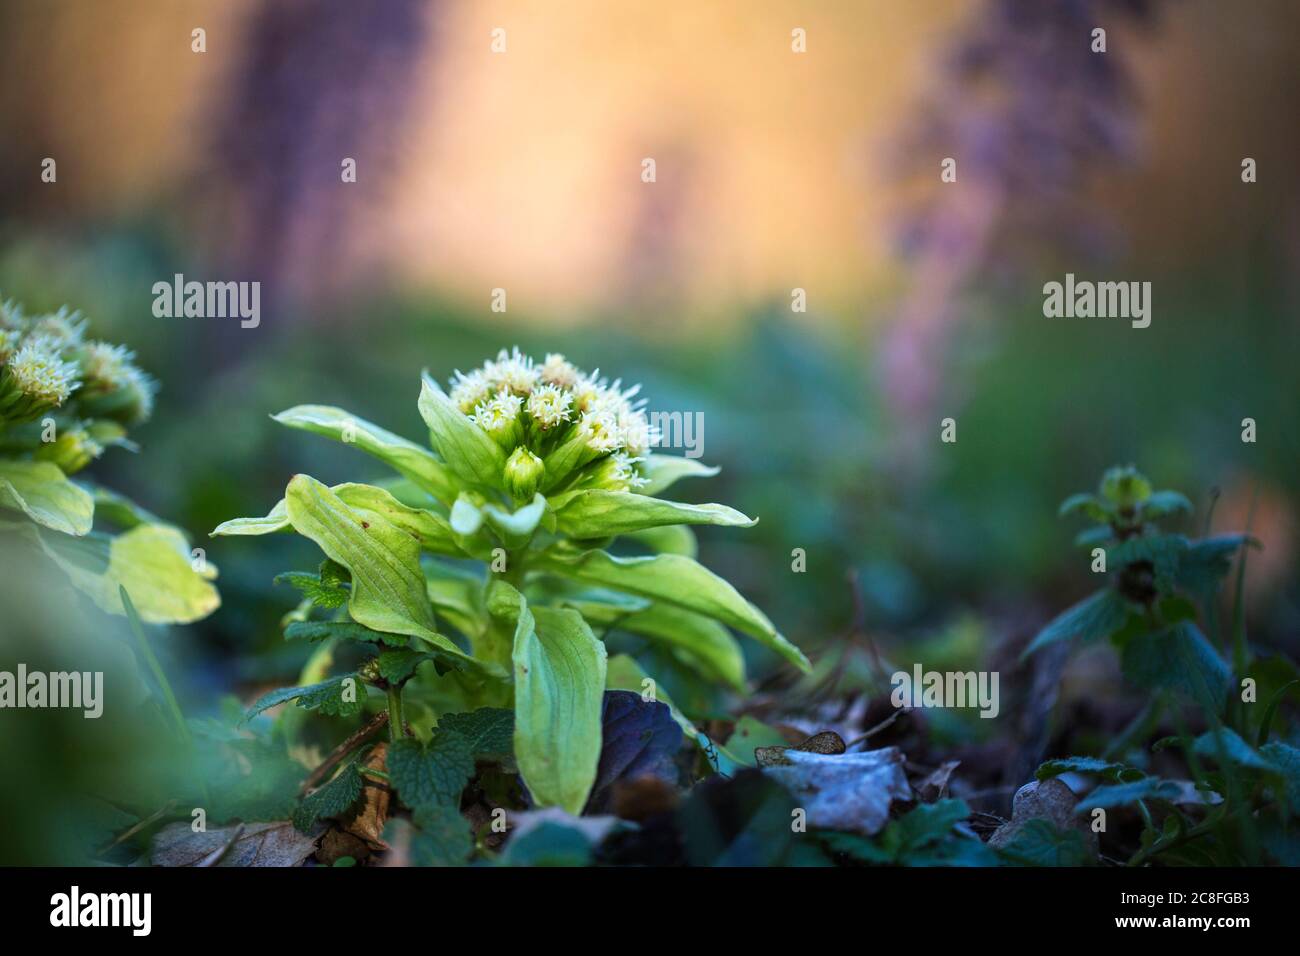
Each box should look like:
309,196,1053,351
449,348,657,493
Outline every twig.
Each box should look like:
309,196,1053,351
97,800,177,856
300,711,389,795
845,708,910,750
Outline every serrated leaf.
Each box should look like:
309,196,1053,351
0,460,94,535
284,619,405,645
244,673,365,722
551,489,755,538
637,455,719,496
439,708,515,760
1023,588,1128,658
1058,492,1110,523
271,404,459,504
1121,620,1229,712
1193,727,1273,770
293,760,365,832
417,375,506,489
493,583,607,814
1260,742,1300,806
1110,533,1187,591
537,549,809,673
274,571,349,609
1176,534,1251,598
283,475,482,671
408,805,473,866
388,730,475,812
1142,489,1192,519
377,648,432,683
569,598,746,691
1036,757,1131,781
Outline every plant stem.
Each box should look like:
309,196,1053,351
387,685,406,740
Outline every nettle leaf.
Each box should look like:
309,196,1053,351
293,759,366,832
283,619,407,646
637,455,719,496
283,475,481,671
1024,588,1129,658
570,598,747,691
1058,492,1110,523
271,404,459,504
417,375,506,490
1193,728,1274,770
1076,777,1182,811
1074,525,1114,549
439,708,515,761
495,583,607,814
1260,742,1300,806
997,819,1092,867
1036,757,1136,783
407,805,474,866
1110,533,1187,591
550,489,755,539
1121,620,1229,712
388,729,475,812
0,460,94,535
274,571,349,609
1142,490,1193,519
244,673,366,723
377,647,442,683
539,549,809,673
1176,534,1252,598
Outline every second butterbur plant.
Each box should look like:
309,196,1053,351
216,348,810,819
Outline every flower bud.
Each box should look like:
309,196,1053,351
473,391,524,451
34,424,103,474
0,338,79,425
503,446,545,500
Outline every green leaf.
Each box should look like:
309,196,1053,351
1024,588,1129,658
1258,679,1300,747
1036,757,1133,782
82,483,162,530
283,619,406,645
1193,728,1273,770
604,653,700,743
538,549,809,673
283,475,482,671
244,674,366,722
388,730,475,812
330,483,462,556
1058,492,1110,523
1121,620,1229,712
1176,534,1251,597
997,819,1092,867
417,375,506,489
1260,742,1300,807
425,562,485,637
569,599,746,691
551,489,754,539
271,404,459,504
493,583,606,814
1110,533,1187,591
1077,777,1182,811
439,708,515,761
54,524,220,624
274,570,349,609
621,524,698,557
210,498,290,536
1142,490,1193,519
0,460,94,535
481,493,547,547
637,455,719,496
408,805,474,866
377,648,434,683
293,760,365,832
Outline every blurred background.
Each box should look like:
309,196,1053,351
0,0,1296,862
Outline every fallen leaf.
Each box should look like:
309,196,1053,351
916,760,961,802
762,747,912,834
151,821,322,867
342,742,390,849
988,778,1100,857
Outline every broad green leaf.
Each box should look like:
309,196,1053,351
439,708,514,761
1036,757,1133,782
1121,620,1229,712
62,524,220,624
283,475,482,671
622,524,698,557
538,549,809,672
1142,489,1193,519
388,730,475,812
377,648,439,683
551,489,755,538
1176,534,1251,598
569,599,746,691
1260,742,1300,806
211,498,290,536
82,483,162,530
0,460,94,536
425,561,485,638
637,454,719,496
328,483,461,556
494,583,606,813
293,759,366,831
407,805,473,866
1058,492,1110,523
1110,533,1187,591
1193,728,1273,770
283,619,406,646
272,404,458,504
417,376,506,489
1075,778,1181,811
1023,588,1129,658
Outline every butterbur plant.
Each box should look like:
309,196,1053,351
0,295,218,623
215,348,809,822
